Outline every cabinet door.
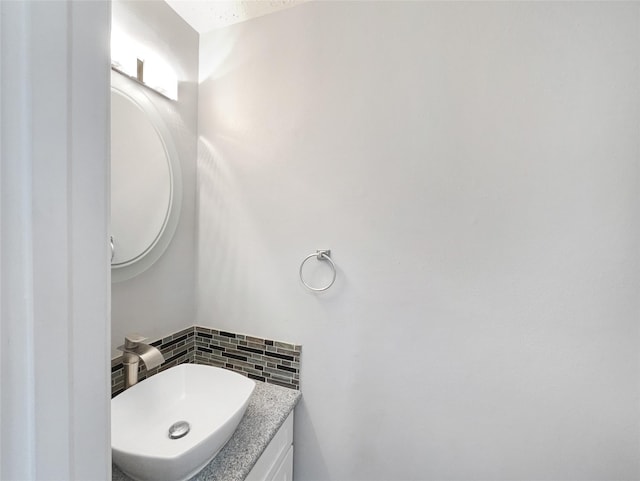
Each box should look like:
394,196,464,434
271,446,293,481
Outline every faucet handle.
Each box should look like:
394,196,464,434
124,333,147,349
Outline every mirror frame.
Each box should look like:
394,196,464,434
111,70,183,283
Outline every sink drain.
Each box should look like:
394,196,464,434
168,421,190,440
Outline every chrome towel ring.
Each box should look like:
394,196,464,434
299,250,336,292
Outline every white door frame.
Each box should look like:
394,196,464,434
0,1,111,479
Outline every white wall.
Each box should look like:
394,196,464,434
198,2,640,479
111,0,198,355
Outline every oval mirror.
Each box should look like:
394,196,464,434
111,72,182,282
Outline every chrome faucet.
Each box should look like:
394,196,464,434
117,334,165,389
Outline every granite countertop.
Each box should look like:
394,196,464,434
112,381,302,481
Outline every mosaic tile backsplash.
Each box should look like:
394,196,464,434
111,326,301,397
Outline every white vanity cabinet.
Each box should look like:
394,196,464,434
245,412,294,481
269,445,293,481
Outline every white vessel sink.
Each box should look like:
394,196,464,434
112,364,256,481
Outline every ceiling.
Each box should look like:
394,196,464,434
164,0,308,33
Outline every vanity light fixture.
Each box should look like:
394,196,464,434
111,28,178,100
